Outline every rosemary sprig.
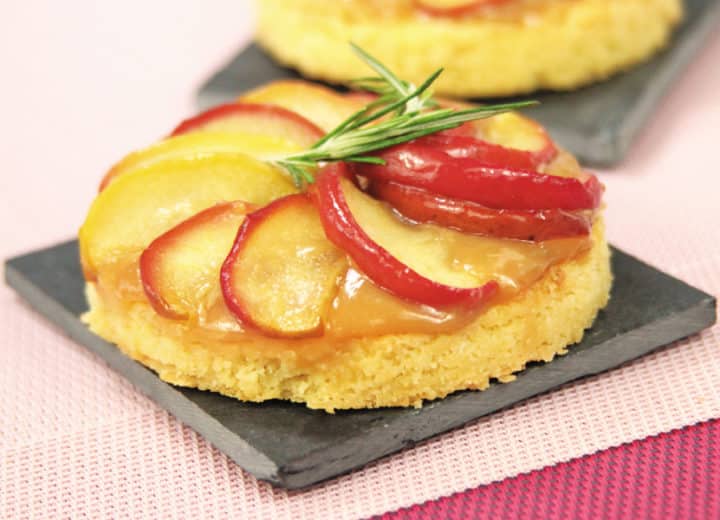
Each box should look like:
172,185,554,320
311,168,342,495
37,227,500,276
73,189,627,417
275,45,537,186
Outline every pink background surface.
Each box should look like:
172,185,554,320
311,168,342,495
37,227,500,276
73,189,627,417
2,2,719,518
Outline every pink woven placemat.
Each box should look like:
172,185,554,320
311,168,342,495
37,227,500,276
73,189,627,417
2,2,719,518
378,418,720,520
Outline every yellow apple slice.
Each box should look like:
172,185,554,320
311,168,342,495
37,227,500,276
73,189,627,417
239,80,365,132
438,97,557,165
99,131,302,191
221,194,347,337
140,201,252,319
80,153,296,280
477,112,556,160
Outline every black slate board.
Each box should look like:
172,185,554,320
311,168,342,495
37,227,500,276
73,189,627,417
4,241,716,489
197,0,720,167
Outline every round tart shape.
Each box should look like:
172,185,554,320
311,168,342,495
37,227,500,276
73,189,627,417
255,0,683,97
80,79,612,412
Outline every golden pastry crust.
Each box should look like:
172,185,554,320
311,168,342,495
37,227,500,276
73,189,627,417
83,220,611,412
256,0,683,97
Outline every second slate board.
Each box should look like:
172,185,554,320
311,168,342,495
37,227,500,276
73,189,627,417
197,0,720,166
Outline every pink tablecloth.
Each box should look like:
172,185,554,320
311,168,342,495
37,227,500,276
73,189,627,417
2,2,719,518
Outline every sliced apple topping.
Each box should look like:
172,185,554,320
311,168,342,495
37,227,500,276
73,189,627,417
169,102,324,148
221,194,348,337
80,153,296,281
314,163,498,308
140,201,253,320
239,80,366,132
99,131,302,191
78,40,607,344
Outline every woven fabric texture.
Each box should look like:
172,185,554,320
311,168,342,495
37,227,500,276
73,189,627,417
2,3,719,519
378,418,720,520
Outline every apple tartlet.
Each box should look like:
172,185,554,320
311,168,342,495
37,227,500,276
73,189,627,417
80,65,611,412
256,0,682,97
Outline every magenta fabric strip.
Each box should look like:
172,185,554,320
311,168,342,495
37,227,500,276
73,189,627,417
377,418,720,520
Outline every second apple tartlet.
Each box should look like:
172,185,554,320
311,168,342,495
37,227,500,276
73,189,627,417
256,0,682,97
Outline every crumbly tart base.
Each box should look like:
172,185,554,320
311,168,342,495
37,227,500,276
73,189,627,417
84,221,611,412
256,0,682,97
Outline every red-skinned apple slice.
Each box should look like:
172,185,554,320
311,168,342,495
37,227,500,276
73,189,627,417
415,0,510,16
169,102,324,148
313,163,498,308
371,180,592,241
140,201,253,320
221,194,347,337
355,143,602,210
